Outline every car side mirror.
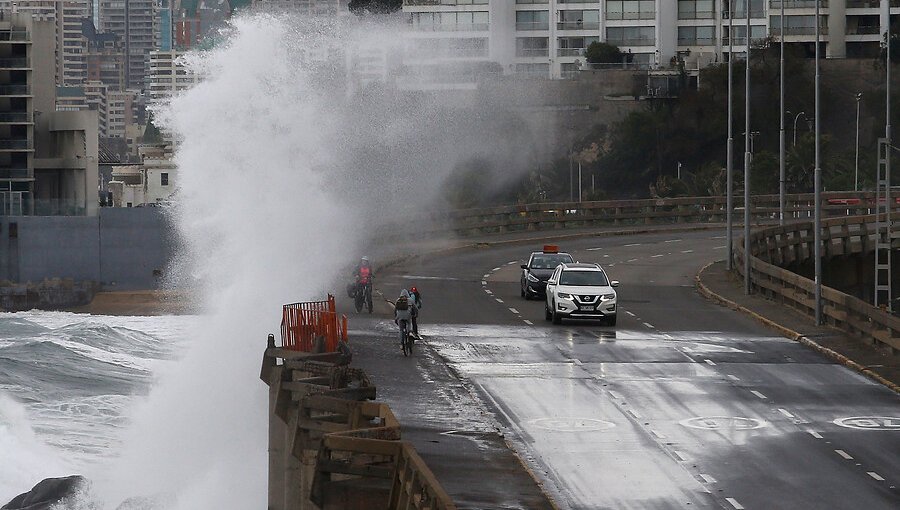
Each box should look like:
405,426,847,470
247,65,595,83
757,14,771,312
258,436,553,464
611,280,619,287
520,264,528,270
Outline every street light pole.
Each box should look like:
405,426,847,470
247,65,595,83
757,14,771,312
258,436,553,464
744,0,752,295
793,111,806,146
855,92,862,191
814,0,823,325
726,0,735,271
779,0,786,225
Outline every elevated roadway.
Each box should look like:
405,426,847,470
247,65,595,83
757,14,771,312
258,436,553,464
344,229,899,509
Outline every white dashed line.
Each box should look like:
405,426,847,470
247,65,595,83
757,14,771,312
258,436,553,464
643,322,655,329
710,235,726,239
681,249,694,254
651,254,665,258
484,289,492,295
778,408,795,419
495,298,504,304
713,245,726,249
628,409,642,419
750,390,767,399
673,451,689,462
608,390,623,400
523,320,533,325
704,359,716,366
624,243,641,247
507,261,517,265
625,311,636,317
835,450,853,460
808,430,823,439
627,258,639,262
726,497,745,509
726,374,740,381
651,429,666,439
481,280,487,286
868,472,885,481
699,474,717,484
492,267,501,272
664,239,682,243
508,307,520,314
586,247,603,251
483,274,491,279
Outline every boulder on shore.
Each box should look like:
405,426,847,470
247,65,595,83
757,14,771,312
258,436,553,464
2,476,86,510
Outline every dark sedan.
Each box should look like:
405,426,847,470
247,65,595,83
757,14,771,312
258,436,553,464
520,250,574,299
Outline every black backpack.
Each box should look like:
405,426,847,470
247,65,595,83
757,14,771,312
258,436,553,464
395,296,409,311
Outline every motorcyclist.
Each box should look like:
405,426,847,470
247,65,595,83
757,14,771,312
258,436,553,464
409,286,422,337
353,256,374,313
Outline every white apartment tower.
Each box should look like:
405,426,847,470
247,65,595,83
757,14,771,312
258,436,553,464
402,0,900,80
147,49,198,103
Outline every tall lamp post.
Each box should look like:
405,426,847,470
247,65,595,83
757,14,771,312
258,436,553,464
855,92,862,191
779,0,786,225
814,0,822,325
744,0,752,295
726,0,735,271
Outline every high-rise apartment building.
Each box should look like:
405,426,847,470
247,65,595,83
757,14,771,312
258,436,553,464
107,89,135,138
402,0,899,80
252,0,349,15
147,49,198,103
98,0,158,89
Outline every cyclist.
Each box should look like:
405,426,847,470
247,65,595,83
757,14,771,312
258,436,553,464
353,256,373,313
394,289,416,350
409,286,422,337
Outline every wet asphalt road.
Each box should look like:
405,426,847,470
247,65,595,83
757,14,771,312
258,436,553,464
345,230,899,510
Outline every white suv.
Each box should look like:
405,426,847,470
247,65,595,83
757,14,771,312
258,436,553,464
545,263,619,326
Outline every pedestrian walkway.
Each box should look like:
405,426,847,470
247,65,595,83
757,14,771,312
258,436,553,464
698,260,900,391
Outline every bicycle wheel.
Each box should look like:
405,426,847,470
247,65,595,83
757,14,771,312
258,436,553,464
402,332,409,357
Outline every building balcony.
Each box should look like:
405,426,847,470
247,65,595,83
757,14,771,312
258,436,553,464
846,0,899,8
678,37,717,46
0,84,30,95
516,22,550,31
0,31,30,42
557,47,585,56
517,48,550,57
770,26,830,36
557,21,601,30
0,168,30,179
605,12,656,21
0,57,30,69
847,26,881,35
410,23,489,32
677,11,715,20
607,37,656,47
557,0,597,3
0,112,31,123
0,139,32,150
769,0,829,8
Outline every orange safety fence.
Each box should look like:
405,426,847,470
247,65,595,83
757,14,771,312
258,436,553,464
281,295,348,353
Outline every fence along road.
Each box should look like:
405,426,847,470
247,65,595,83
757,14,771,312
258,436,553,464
367,225,899,509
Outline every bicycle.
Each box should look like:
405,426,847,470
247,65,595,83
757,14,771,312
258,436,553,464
398,319,413,357
355,281,373,314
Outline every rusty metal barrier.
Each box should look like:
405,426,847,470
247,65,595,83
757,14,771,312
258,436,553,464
282,295,348,353
261,334,456,510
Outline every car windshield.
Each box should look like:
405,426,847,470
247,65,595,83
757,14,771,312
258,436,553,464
530,254,574,270
559,270,609,286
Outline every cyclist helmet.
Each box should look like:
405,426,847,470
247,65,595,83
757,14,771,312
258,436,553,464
361,256,369,264
411,286,417,293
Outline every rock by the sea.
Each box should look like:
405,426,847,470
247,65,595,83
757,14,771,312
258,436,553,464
2,476,86,510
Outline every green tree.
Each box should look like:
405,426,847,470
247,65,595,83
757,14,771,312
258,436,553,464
585,42,623,64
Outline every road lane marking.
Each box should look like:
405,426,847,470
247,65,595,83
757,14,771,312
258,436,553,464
628,409,642,419
627,258,639,262
492,267,501,272
508,308,520,314
727,374,740,381
484,289,492,295
586,247,603,251
868,472,885,481
481,280,487,286
483,274,491,279
664,239,682,243
507,261,517,265
625,311,636,317
710,235,726,239
675,348,698,363
673,451,689,462
835,450,853,460
643,322,655,329
699,474,716,484
750,390,767,399
608,391,623,400
808,430,823,439
778,408,795,419
651,429,666,439
651,254,665,258
726,498,745,509
624,243,641,247
495,298,504,303
704,359,716,366
714,245,726,249
681,249,694,254
523,320,533,325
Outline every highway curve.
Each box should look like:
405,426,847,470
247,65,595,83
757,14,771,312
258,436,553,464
344,229,899,510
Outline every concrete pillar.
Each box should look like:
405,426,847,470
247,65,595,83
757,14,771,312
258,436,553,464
828,0,847,59
268,365,286,510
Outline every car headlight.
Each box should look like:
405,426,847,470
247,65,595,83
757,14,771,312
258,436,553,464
558,292,572,299
526,273,539,283
601,293,616,300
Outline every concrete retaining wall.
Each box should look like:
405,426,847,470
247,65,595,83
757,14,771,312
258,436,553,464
0,208,174,291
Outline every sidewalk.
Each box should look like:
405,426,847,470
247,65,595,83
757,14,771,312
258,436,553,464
697,260,900,392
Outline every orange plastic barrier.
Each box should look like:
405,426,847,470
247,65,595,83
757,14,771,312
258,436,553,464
281,295,348,352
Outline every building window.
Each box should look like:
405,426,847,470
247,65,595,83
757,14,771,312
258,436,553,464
161,173,169,186
516,10,549,31
728,0,765,19
558,36,600,56
606,26,656,46
558,10,600,30
678,26,716,45
516,37,549,57
606,1,656,21
678,0,714,20
769,15,829,36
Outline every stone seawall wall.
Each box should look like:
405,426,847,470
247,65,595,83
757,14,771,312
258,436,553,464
0,208,175,293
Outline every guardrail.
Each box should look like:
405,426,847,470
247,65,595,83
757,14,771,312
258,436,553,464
384,191,883,240
734,214,900,355
281,295,347,353
261,334,456,510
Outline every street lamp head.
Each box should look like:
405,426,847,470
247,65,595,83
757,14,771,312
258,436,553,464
856,92,863,101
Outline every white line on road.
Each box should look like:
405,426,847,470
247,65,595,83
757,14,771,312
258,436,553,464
664,239,682,243
710,235,726,239
673,451,689,462
868,472,885,481
713,245,726,250
481,280,487,286
699,474,717,484
608,390,623,400
628,409,642,419
808,430,823,439
495,298,504,303
586,247,603,251
727,374,740,381
507,261,517,265
681,249,694,254
625,311,636,317
778,408,795,419
651,429,666,439
643,322,655,329
750,390,767,399
627,258,639,262
508,308,520,314
492,267,501,272
704,359,716,366
651,254,665,258
835,450,854,460
726,497,745,509
675,348,698,363
483,274,491,279
624,243,641,247
484,290,492,295
523,320,533,325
